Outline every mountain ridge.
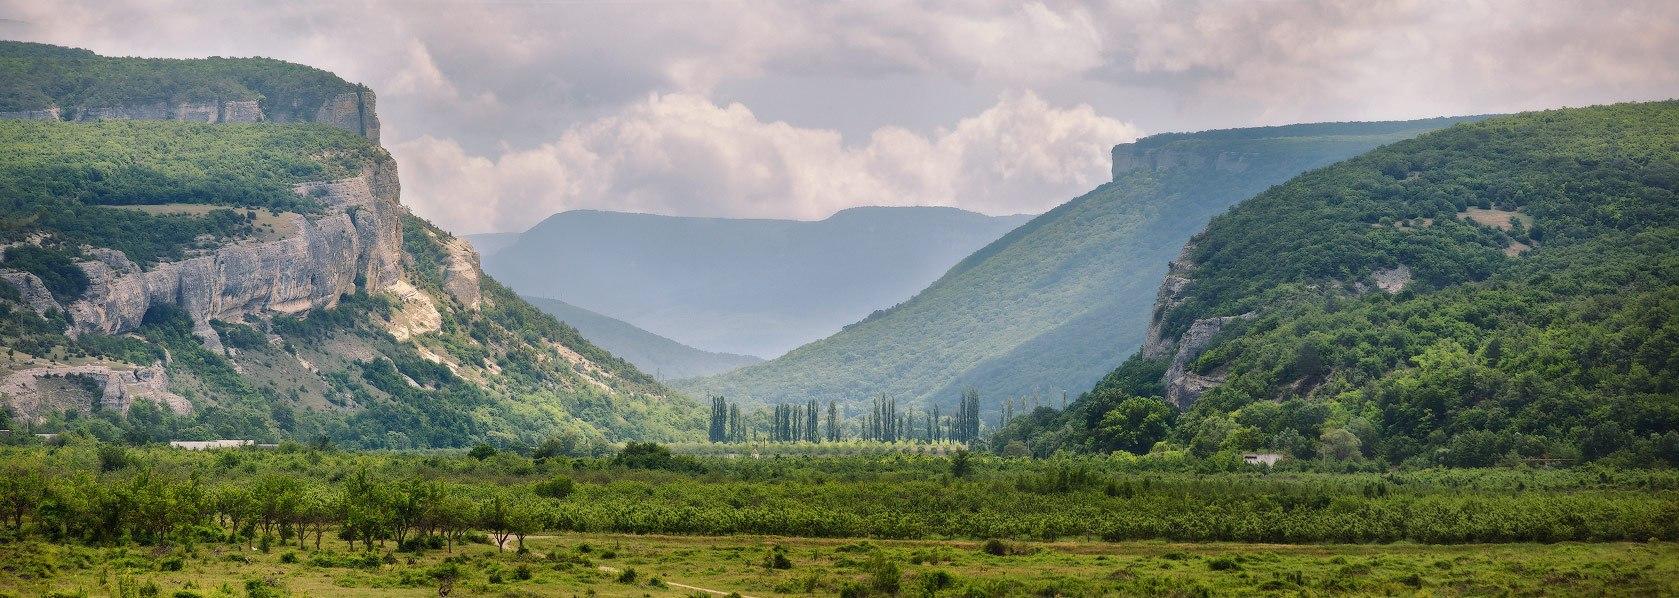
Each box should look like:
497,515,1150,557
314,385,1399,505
681,115,1489,411
482,205,1035,357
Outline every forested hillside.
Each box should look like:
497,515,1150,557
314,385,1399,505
684,117,1480,412
520,295,762,380
483,207,1033,357
0,40,360,121
0,45,698,449
998,101,1679,467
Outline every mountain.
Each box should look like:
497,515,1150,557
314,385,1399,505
0,42,696,450
519,295,761,380
997,100,1679,467
681,116,1484,411
465,232,520,258
482,206,1035,357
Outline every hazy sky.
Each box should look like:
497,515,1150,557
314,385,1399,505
4,1,1676,234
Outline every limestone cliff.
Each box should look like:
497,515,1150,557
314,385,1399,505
1137,237,1254,408
66,157,404,339
4,91,379,142
1111,142,1252,178
1,364,190,423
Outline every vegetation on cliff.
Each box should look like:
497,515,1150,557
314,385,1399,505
997,101,1679,467
684,117,1478,411
0,119,381,265
0,40,360,119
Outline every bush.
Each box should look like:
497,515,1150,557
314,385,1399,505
533,475,575,499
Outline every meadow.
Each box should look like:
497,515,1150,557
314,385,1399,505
1,441,1678,596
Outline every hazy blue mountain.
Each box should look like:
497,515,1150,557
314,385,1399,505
520,295,762,380
482,206,1035,357
465,232,520,258
681,116,1487,411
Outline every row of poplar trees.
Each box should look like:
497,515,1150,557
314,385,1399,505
706,389,984,444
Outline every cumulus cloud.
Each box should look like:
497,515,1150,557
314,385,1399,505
394,92,1137,233
3,0,1675,231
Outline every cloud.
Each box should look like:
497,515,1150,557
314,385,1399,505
4,0,1675,231
393,91,1138,233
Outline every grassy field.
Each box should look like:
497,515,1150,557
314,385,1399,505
3,533,1675,597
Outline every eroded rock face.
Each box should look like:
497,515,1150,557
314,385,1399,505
5,92,374,141
313,90,381,143
1162,313,1254,408
440,237,482,311
67,159,404,337
1137,238,1254,407
1370,265,1412,294
1140,243,1198,360
0,270,63,316
0,106,60,120
0,364,190,423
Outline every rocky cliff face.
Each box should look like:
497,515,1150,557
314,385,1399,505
1137,238,1254,408
3,91,379,142
440,236,482,310
0,106,61,121
71,100,265,124
1112,142,1252,179
66,157,404,340
309,89,381,144
1,363,190,424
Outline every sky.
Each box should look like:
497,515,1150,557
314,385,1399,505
3,0,1677,234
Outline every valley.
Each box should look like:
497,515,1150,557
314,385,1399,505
0,11,1676,596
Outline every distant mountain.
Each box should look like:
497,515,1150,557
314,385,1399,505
520,295,761,380
481,206,1035,357
681,116,1486,410
465,232,520,258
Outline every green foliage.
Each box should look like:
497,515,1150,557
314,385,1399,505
1028,101,1679,467
0,41,358,119
533,476,575,500
209,320,267,350
613,443,702,473
0,120,382,265
685,116,1476,412
2,245,87,302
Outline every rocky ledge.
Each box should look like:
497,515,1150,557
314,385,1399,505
0,364,190,423
1,90,380,142
66,158,405,341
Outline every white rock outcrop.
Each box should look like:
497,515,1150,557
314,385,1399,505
5,90,375,141
66,158,404,337
0,270,63,316
1,364,190,422
440,236,482,311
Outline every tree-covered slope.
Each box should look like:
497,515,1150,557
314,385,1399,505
682,117,1480,411
999,101,1679,467
0,40,358,120
0,49,698,450
520,295,761,380
483,206,1034,357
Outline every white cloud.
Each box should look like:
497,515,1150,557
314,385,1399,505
4,0,1675,231
393,91,1138,233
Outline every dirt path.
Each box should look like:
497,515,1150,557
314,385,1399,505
595,564,759,598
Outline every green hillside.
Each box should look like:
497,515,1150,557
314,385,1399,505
0,48,697,450
521,295,762,380
0,40,359,119
998,101,1679,467
682,117,1481,411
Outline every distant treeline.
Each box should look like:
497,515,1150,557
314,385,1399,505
708,391,983,444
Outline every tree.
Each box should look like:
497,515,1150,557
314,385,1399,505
1320,428,1363,460
1096,397,1175,455
480,493,512,552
